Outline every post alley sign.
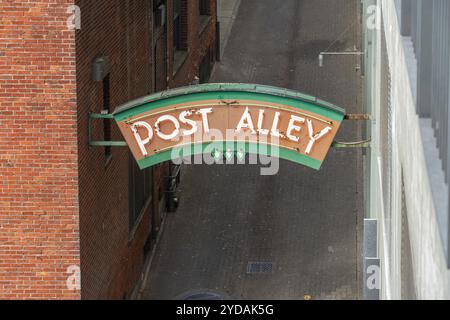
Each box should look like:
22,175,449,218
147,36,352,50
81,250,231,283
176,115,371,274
113,84,346,170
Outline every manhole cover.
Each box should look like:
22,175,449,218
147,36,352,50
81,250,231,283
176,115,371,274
176,290,229,300
247,262,274,274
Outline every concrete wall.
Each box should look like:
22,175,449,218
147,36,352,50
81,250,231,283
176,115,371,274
367,0,450,299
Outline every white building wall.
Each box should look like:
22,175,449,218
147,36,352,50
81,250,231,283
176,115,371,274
370,0,450,299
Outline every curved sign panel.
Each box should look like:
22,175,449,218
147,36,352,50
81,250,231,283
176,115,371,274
113,84,345,170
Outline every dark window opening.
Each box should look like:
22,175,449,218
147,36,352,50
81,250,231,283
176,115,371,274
199,0,209,16
173,0,188,75
198,0,211,34
173,0,184,51
129,153,153,234
102,74,112,161
199,50,211,84
154,0,166,29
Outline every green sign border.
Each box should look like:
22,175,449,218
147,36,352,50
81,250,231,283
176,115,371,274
137,141,322,170
113,83,345,170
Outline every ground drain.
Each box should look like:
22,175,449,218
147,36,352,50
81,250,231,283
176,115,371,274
246,262,274,274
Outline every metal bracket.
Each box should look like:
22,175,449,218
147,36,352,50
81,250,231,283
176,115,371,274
332,140,371,148
88,113,127,147
344,113,372,121
334,113,372,148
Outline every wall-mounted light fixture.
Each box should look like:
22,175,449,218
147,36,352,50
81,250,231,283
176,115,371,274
91,56,111,81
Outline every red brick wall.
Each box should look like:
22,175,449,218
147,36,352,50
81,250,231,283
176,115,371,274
0,0,217,300
0,0,80,299
75,0,156,300
75,0,217,300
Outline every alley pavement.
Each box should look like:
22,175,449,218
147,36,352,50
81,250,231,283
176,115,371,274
143,0,364,300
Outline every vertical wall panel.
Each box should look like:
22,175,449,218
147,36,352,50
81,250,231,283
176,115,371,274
416,0,433,117
401,0,412,36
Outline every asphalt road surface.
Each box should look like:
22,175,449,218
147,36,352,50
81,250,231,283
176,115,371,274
143,0,364,300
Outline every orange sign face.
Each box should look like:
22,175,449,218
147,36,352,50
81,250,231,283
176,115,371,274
113,84,346,170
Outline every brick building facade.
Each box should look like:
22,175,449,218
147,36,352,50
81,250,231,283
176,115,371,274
0,0,217,299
